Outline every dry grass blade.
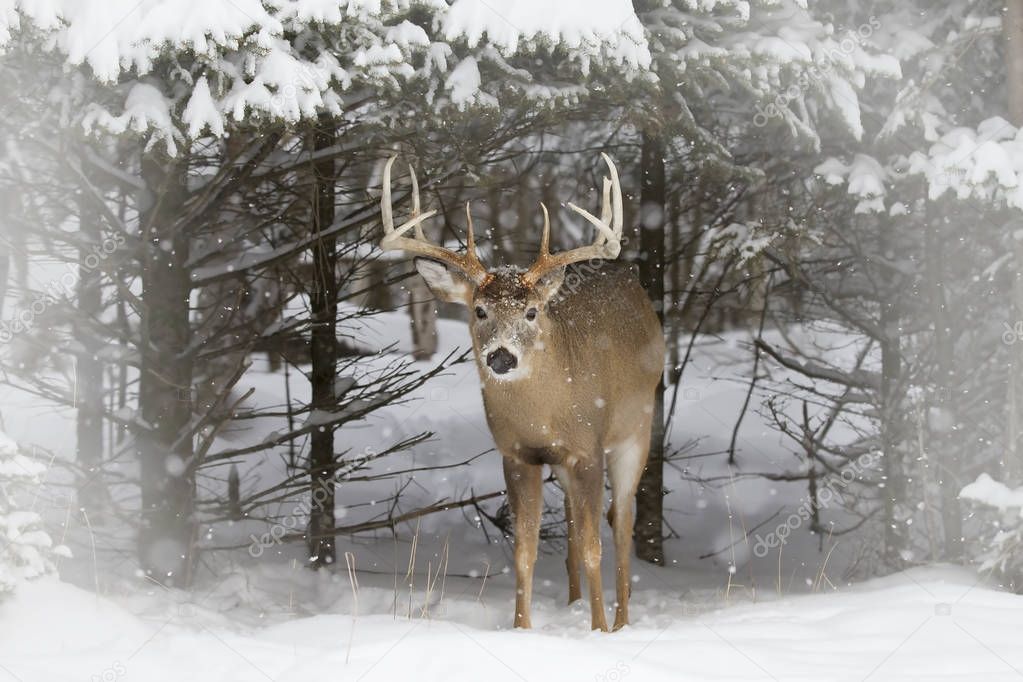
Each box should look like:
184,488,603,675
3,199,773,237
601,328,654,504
345,551,359,664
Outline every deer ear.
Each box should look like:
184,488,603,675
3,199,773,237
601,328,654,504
415,258,474,306
534,266,566,305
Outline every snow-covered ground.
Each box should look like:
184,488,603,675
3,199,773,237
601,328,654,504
0,310,1017,681
2,564,1020,681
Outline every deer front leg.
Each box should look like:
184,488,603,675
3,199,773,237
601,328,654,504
503,457,542,629
564,493,583,604
554,466,583,604
565,459,609,632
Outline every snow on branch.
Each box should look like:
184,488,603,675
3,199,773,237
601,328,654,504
0,0,281,82
814,154,889,214
2,0,654,151
441,0,650,69
907,117,1023,208
961,474,1023,513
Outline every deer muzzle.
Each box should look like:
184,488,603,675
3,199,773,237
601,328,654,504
486,347,518,375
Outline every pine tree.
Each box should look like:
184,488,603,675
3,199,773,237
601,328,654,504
0,430,68,594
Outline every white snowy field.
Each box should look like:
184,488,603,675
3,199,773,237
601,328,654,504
0,310,1018,681
2,565,1021,681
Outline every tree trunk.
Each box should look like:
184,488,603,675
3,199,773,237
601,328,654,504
1003,0,1023,483
666,180,683,373
0,229,8,320
409,277,438,360
634,131,667,565
369,262,391,310
137,150,196,587
308,115,338,568
75,195,106,513
925,205,963,560
878,215,906,567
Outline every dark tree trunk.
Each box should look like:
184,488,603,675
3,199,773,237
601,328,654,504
634,131,666,565
666,183,683,373
307,115,338,567
1007,1,1023,121
925,206,963,560
137,150,196,587
75,195,106,513
1004,0,1023,483
409,277,438,361
878,215,905,567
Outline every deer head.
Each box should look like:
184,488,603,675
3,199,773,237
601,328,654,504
379,154,623,382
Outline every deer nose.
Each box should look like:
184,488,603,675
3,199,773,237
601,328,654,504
486,347,518,374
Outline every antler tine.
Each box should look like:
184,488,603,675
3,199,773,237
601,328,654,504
522,155,623,285
408,163,425,240
463,201,489,278
602,151,623,242
520,203,557,281
378,157,488,284
539,202,551,255
380,157,437,244
381,156,397,235
465,201,476,254
596,177,611,246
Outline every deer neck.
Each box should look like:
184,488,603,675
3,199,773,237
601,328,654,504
477,321,590,456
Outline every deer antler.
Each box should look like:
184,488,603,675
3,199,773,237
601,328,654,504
379,156,489,285
522,153,623,285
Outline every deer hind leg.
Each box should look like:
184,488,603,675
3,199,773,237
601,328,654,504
564,459,609,631
606,419,652,631
502,457,543,629
554,466,583,604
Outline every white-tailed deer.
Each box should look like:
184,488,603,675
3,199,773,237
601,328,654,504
379,154,664,631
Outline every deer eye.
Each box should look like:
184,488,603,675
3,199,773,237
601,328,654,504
474,306,487,320
525,308,537,321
